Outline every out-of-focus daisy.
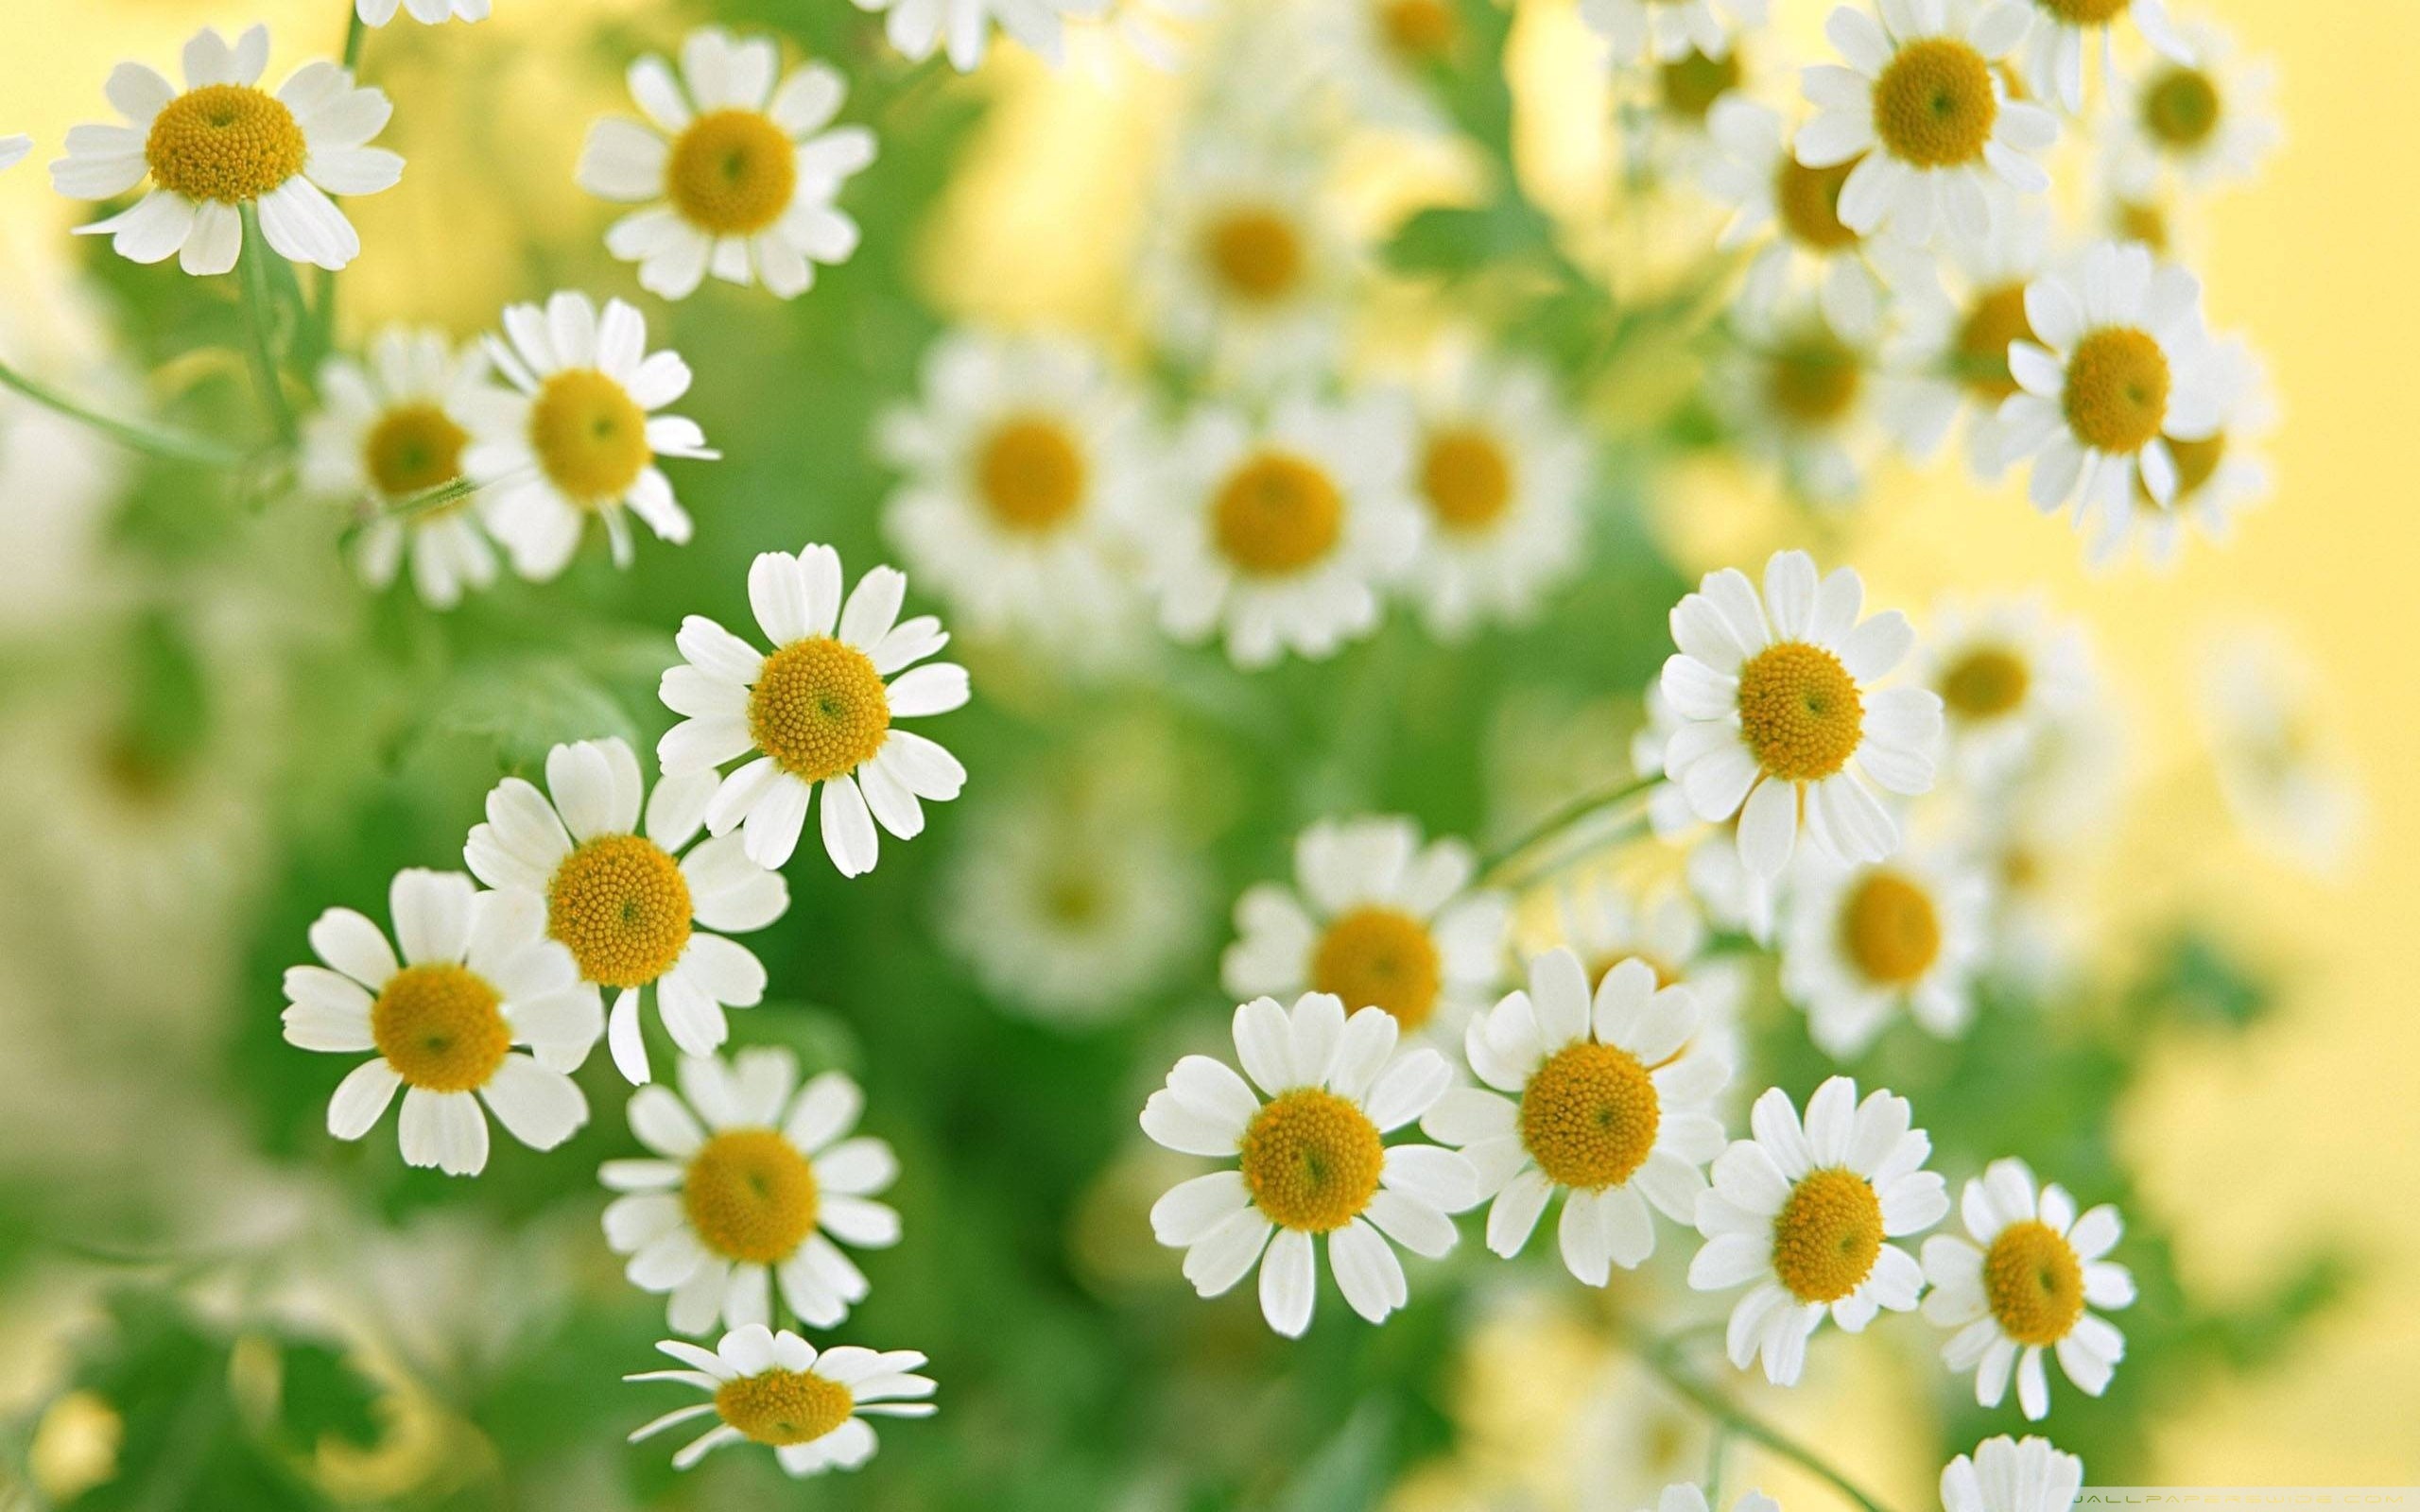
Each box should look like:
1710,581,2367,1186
282,869,601,1177
2200,630,2363,876
2103,21,2278,195
464,737,787,1085
578,29,874,301
1144,393,1421,666
1295,0,1465,134
1700,98,1899,341
1780,846,1992,1058
0,136,28,172
626,1324,933,1478
1919,595,2096,780
1648,1486,1783,1512
1423,950,1729,1283
1631,38,1761,177
53,26,403,275
2009,0,2185,116
1144,993,1478,1335
1065,0,1207,77
463,292,717,579
1711,285,1891,507
1224,816,1509,1044
853,0,1102,72
1944,1435,2086,1512
603,1049,900,1334
656,544,969,876
357,0,490,24
877,330,1147,651
1581,0,1767,63
1660,549,1943,879
1142,143,1351,388
1547,881,1750,1035
1877,202,2054,479
1689,1076,1946,1383
302,327,498,610
1922,1158,2134,1418
2088,335,2272,570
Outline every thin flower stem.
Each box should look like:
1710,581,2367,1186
1622,1327,1900,1512
0,357,251,467
1478,774,1660,886
237,209,301,447
341,4,369,70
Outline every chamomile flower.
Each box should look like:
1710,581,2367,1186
877,330,1148,650
1550,882,1750,1031
853,0,1099,72
2103,22,2278,195
1689,1076,1947,1384
2008,0,2185,116
578,29,874,301
1922,1158,2135,1418
1780,846,1993,1058
1144,393,1422,667
626,1324,933,1478
2086,335,2272,570
1877,202,2055,479
1143,992,1479,1336
53,26,403,275
0,136,27,172
1223,816,1510,1044
1711,285,1891,507
1142,142,1352,388
1997,242,2221,528
1919,595,2096,780
1796,2,2060,248
356,0,490,24
1300,0,1463,134
282,869,601,1177
1659,550,1944,879
603,1049,901,1334
464,737,788,1086
1700,98,1897,342
1943,1435,2086,1512
464,292,718,579
1581,0,1768,63
1423,950,1730,1284
302,327,498,610
1649,1486,1783,1512
656,544,970,876
1635,40,1761,176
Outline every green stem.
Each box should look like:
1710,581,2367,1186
237,208,300,447
1478,774,1660,885
0,357,251,467
341,4,369,70
1624,1328,1898,1512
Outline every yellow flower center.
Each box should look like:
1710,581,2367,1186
714,1367,854,1447
1310,906,1443,1031
1238,1088,1385,1233
2038,0,2129,24
1736,641,1865,782
527,369,651,507
545,833,693,988
1952,283,2036,403
1939,644,2031,720
1418,426,1515,534
1201,206,1305,305
2136,429,2225,507
1212,453,1343,576
683,1128,820,1264
364,403,471,501
1378,0,1457,60
2141,66,2221,150
144,83,307,205
2114,198,2169,254
1518,1041,1662,1191
665,108,798,237
1873,38,1999,168
1776,155,1863,252
371,963,512,1093
1982,1218,2086,1346
2062,327,2170,455
748,636,892,782
1772,1166,1884,1304
1765,330,1865,427
1840,869,1943,987
1661,47,1743,122
975,416,1086,532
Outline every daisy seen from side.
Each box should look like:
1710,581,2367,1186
1944,1435,2087,1512
627,1324,933,1478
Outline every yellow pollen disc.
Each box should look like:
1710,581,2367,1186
1772,1166,1885,1304
372,963,511,1093
1840,869,1943,987
1939,645,2031,720
714,1367,854,1447
1379,0,1457,60
683,1128,820,1264
1873,38,1999,167
1776,155,1863,252
2114,198,2169,254
1766,331,1865,427
144,83,307,204
1736,641,1865,782
545,833,693,988
527,369,651,507
665,108,798,236
2137,429,2224,507
975,417,1086,532
2141,67,2221,149
1419,426,1515,533
1201,207,1305,304
1661,47,1743,121
2038,0,2129,24
1982,1218,2086,1346
1212,452,1343,576
1953,284,2036,403
747,636,892,783
1518,1041,1662,1191
364,403,471,501
1310,906,1444,1030
1239,1088,1385,1233
2062,327,2170,455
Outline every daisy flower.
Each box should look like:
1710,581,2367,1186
464,737,788,1085
1659,549,1944,879
1142,141,1352,388
853,0,1100,72
1223,816,1509,1044
2009,0,2185,116
656,544,970,876
1580,0,1768,63
356,0,490,24
1144,393,1422,667
603,1048,901,1334
1632,38,1761,178
1711,286,1892,507
53,26,403,275
302,327,497,610
1796,1,2060,248
1919,595,2097,780
1689,1076,1947,1384
578,29,874,301
2200,630,2363,876
1295,0,1463,135
0,136,28,172
1997,241,2221,529
1922,1158,2134,1418
1944,1435,2086,1512
2103,21,2278,195
2086,334,2272,570
1876,201,2055,480
282,868,601,1177
1700,98,1899,342
1423,950,1730,1284
1779,846,1993,1058
1548,882,1750,1042
877,330,1149,650
626,1324,933,1478
1649,1487,1783,1512
1142,992,1478,1336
